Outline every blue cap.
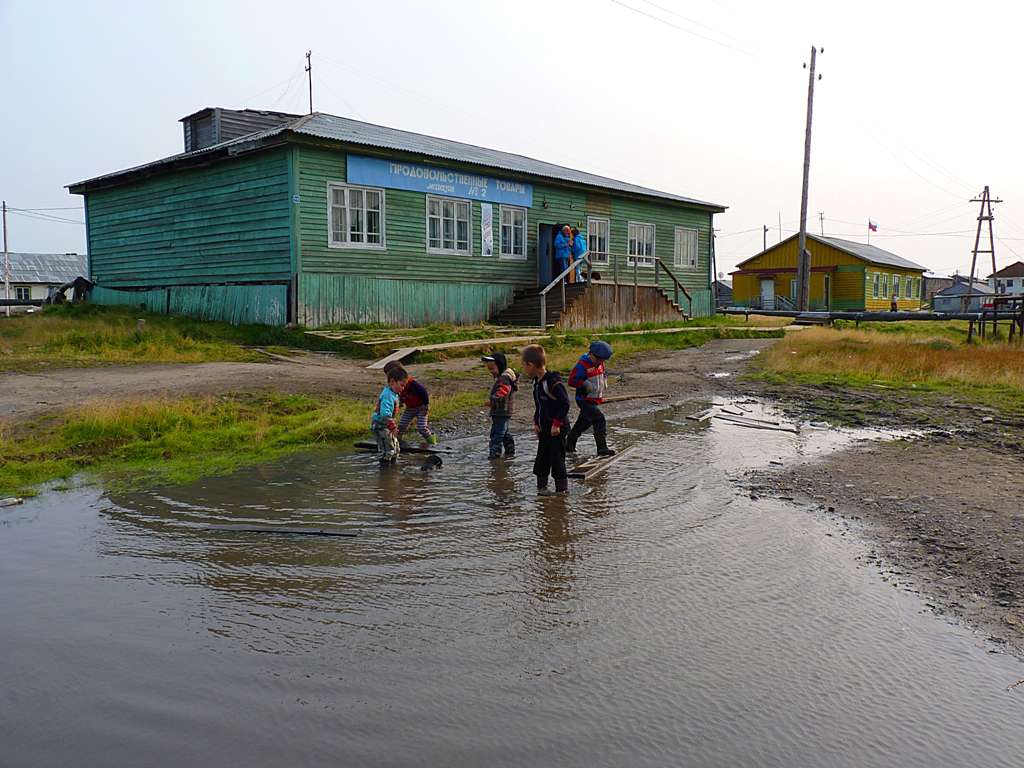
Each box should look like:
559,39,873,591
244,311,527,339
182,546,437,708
589,340,613,360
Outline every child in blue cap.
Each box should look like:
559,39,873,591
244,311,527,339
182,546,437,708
565,340,615,456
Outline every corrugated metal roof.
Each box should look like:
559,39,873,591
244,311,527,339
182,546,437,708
70,111,726,209
4,252,87,283
990,260,1024,278
814,236,927,271
935,280,992,296
290,113,725,209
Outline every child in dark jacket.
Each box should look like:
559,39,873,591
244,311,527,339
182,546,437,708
397,375,436,446
482,351,517,460
521,344,571,495
565,340,615,457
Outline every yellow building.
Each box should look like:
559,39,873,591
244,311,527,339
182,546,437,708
731,234,927,311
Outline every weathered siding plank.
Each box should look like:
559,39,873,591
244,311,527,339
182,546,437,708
86,148,291,287
89,284,287,325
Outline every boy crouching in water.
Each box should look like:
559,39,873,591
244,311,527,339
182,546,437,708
521,344,571,495
371,366,404,466
482,352,518,460
565,340,615,457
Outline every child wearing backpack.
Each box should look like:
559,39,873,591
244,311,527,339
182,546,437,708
565,340,615,457
482,351,518,460
521,344,571,496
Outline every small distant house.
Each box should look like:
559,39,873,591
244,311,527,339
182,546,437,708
988,261,1024,295
731,234,927,311
68,108,726,327
932,279,992,312
923,275,954,304
712,279,732,307
3,252,87,303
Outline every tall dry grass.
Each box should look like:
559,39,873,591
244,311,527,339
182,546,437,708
761,327,1024,390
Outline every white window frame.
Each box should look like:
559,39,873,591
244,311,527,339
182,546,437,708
14,285,31,301
426,195,473,256
627,221,656,268
673,226,699,269
893,274,901,300
326,182,386,250
499,205,527,260
872,272,879,298
587,217,610,265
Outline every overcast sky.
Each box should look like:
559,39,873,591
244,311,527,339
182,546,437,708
3,0,1023,278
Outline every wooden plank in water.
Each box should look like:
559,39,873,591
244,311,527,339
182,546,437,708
601,392,667,403
713,413,799,433
685,408,715,421
208,524,358,537
568,446,634,480
353,441,453,455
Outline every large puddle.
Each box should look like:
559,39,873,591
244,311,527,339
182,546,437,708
2,402,1022,767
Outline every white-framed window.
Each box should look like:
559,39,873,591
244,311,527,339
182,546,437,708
427,195,471,255
627,221,655,267
499,205,526,260
905,277,913,299
14,286,30,301
587,217,610,265
917,278,923,298
881,274,890,297
893,275,901,299
1007,279,1015,290
673,226,699,269
327,183,384,248
872,273,879,298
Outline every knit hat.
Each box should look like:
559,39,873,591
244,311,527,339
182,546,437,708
481,351,508,371
589,340,613,360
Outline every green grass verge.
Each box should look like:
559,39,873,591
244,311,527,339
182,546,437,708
0,390,484,497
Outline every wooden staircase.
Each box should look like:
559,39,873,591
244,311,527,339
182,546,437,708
494,282,689,328
494,283,588,327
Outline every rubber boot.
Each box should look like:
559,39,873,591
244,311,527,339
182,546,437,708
564,421,584,453
595,431,616,457
555,477,569,494
537,478,555,497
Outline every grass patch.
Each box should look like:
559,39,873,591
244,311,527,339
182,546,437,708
0,389,484,497
0,304,362,371
755,325,1024,411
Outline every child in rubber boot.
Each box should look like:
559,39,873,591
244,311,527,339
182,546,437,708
483,351,517,460
565,340,615,457
397,373,436,447
521,344,571,496
371,368,404,466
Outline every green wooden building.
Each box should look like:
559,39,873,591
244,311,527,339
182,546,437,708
69,108,726,327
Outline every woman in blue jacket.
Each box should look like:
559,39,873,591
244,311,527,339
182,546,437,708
553,224,572,283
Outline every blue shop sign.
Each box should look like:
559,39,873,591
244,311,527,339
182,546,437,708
347,154,533,207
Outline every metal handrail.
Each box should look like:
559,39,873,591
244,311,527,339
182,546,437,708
539,253,590,328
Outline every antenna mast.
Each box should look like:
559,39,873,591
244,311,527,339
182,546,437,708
305,50,313,114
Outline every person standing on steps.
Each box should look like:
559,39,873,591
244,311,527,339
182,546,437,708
570,226,587,283
565,340,615,457
553,225,572,283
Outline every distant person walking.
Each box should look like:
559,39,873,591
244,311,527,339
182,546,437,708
553,225,572,283
571,226,587,283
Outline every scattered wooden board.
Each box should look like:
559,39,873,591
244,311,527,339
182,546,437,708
569,446,635,481
367,334,549,369
208,524,357,538
353,441,453,455
601,392,667,403
351,335,425,346
713,413,799,434
685,408,715,422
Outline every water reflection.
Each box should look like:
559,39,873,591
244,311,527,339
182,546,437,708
6,400,1022,767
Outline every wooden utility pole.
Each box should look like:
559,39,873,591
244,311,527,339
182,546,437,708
763,225,768,252
305,50,313,114
818,211,825,236
3,200,9,318
796,45,822,312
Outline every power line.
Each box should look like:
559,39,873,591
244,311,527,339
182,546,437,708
634,0,755,49
8,206,83,211
607,0,757,57
8,209,84,226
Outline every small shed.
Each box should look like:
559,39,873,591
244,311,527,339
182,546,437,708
932,279,992,312
4,252,87,302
